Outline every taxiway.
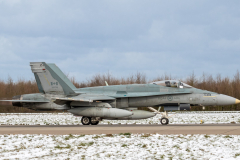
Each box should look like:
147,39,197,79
0,124,240,135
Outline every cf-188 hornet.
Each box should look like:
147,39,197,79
2,62,240,125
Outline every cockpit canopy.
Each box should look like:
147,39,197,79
150,80,193,88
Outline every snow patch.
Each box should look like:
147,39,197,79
0,134,240,159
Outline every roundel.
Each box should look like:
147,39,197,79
167,96,173,101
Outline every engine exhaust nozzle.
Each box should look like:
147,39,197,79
12,95,23,107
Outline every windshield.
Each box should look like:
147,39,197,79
150,80,192,88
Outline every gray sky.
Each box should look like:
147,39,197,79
0,0,240,82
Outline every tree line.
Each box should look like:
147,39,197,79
0,71,240,112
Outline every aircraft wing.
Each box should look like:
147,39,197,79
0,100,50,103
54,94,115,105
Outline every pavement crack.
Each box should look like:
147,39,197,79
221,129,240,135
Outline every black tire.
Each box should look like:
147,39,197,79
160,118,169,125
91,121,99,125
81,117,91,125
90,117,99,125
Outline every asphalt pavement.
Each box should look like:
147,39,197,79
0,124,240,135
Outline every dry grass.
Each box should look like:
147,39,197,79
0,77,39,99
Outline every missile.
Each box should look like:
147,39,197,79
68,107,133,118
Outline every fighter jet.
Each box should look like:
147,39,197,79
2,62,240,125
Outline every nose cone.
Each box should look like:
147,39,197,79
217,94,239,106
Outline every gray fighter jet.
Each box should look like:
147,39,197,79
2,62,240,125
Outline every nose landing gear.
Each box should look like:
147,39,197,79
148,107,173,125
160,111,169,125
160,117,169,125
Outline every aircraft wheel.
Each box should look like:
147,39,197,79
90,117,99,125
81,117,91,125
160,118,169,125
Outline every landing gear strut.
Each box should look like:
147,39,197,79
81,117,100,125
148,107,175,125
160,111,169,125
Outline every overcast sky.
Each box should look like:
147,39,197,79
0,0,240,82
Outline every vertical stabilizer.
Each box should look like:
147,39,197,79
30,62,77,96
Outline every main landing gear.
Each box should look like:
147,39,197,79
81,117,100,125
